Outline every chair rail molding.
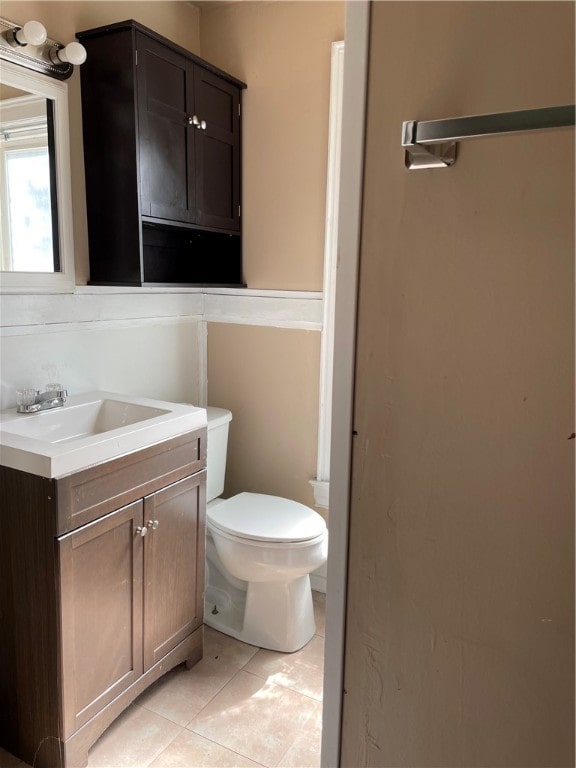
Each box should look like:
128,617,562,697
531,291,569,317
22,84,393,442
0,288,321,333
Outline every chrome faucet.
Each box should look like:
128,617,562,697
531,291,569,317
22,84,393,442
16,385,68,413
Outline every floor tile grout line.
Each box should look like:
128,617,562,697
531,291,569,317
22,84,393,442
203,628,259,671
137,617,326,726
94,617,327,768
184,669,322,767
206,630,326,704
180,631,325,737
237,648,260,671
272,737,302,768
186,663,250,725
265,693,323,768
181,664,249,727
86,701,187,768
237,668,324,705
137,660,248,729
139,722,186,768
186,721,270,767
178,728,270,768
238,636,326,702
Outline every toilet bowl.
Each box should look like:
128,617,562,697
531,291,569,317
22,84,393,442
204,408,328,652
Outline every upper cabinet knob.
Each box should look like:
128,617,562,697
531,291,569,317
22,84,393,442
188,115,200,126
200,120,207,130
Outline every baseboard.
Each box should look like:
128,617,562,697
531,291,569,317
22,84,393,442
310,479,329,509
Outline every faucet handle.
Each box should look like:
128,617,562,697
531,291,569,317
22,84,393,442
45,383,67,398
17,388,39,407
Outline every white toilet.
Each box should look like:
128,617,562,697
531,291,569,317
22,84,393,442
204,407,328,652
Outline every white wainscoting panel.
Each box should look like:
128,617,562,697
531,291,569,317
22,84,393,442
0,317,202,410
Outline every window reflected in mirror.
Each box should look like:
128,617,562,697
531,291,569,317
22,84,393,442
0,86,59,272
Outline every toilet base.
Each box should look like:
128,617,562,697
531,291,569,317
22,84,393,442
205,560,316,652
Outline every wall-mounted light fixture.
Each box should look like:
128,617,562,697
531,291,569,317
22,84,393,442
6,20,48,48
0,17,86,80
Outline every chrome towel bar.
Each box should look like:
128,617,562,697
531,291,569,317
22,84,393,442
402,104,575,169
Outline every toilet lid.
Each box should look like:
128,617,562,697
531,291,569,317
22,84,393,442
207,492,327,543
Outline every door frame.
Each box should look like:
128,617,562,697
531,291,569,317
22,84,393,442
321,1,370,766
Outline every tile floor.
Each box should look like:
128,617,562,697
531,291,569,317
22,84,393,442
0,592,325,768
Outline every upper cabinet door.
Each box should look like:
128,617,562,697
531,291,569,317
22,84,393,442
194,67,241,232
136,33,196,223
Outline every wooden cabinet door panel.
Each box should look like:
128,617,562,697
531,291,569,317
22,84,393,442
194,67,240,231
137,33,196,223
143,474,206,671
58,501,144,738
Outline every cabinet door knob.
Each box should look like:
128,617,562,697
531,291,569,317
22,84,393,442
147,519,159,530
188,115,200,126
135,525,147,537
200,120,207,130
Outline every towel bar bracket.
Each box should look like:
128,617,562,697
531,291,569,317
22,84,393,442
402,121,457,169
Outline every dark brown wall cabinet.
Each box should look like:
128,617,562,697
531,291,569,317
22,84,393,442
0,429,206,767
77,21,246,286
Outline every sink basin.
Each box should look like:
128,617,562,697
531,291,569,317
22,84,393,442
4,398,171,443
0,391,206,478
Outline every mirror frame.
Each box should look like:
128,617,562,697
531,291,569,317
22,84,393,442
0,59,75,293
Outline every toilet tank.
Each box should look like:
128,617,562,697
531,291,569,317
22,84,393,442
206,407,233,502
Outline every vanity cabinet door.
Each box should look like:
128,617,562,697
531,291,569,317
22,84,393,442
136,32,197,224
143,473,206,671
194,67,241,232
57,501,144,739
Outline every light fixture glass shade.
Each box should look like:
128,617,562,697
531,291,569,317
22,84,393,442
12,20,47,46
50,40,87,65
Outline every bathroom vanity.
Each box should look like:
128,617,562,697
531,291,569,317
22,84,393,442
0,394,206,768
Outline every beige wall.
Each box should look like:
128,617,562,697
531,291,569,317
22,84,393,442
342,2,574,766
1,1,201,285
200,1,344,290
207,323,321,513
199,2,342,515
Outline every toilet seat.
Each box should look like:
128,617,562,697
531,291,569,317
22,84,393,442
207,492,326,544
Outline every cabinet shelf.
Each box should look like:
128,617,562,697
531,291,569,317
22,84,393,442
142,223,244,286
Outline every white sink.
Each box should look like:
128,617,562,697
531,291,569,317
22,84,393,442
0,391,206,478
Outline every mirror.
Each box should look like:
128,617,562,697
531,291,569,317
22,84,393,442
0,59,74,292
0,86,58,272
